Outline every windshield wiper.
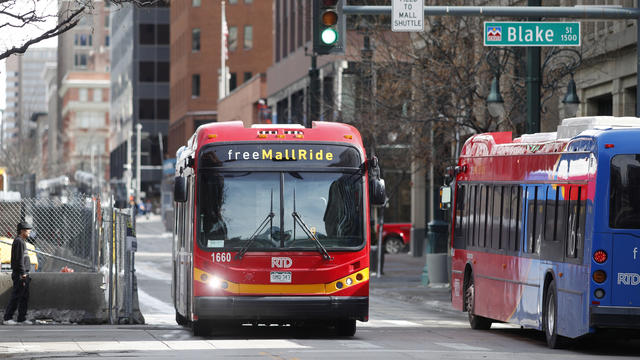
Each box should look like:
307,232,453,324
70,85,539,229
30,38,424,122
235,189,275,260
292,188,333,261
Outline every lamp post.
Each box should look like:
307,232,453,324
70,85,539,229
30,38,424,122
485,47,581,131
486,76,506,119
562,74,580,118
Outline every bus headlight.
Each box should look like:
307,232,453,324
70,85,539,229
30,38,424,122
594,288,605,299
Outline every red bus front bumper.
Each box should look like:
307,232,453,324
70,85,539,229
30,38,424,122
194,296,368,322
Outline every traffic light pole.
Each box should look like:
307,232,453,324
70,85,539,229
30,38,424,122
341,4,640,126
526,0,541,134
309,54,320,125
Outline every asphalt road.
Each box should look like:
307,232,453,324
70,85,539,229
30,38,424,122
0,214,638,359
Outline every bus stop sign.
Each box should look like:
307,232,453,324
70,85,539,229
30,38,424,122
484,21,580,46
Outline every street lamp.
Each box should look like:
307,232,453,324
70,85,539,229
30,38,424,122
562,74,580,118
486,76,505,118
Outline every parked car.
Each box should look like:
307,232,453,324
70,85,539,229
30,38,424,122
379,223,411,254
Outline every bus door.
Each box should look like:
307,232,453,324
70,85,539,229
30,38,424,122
608,154,640,306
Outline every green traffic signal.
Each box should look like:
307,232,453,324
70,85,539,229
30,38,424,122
321,28,338,45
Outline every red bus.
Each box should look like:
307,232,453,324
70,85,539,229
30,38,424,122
172,121,385,336
448,117,640,348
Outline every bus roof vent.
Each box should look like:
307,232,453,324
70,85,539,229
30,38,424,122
251,124,304,129
257,130,278,135
283,130,304,135
557,116,640,139
514,132,557,143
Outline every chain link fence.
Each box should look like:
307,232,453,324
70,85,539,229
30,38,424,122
0,194,99,271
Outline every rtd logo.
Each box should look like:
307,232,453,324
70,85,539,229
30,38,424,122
271,257,292,269
617,272,640,286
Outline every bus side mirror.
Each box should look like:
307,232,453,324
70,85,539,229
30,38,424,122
370,178,386,206
174,177,187,203
440,185,451,210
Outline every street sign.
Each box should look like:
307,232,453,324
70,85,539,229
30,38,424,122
392,0,424,32
484,21,580,46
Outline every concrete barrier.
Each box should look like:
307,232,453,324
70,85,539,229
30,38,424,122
0,272,144,324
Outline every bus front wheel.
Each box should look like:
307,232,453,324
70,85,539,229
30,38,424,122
335,319,356,337
544,280,568,349
465,273,492,330
192,320,212,337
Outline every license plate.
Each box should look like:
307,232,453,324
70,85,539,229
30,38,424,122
270,271,292,283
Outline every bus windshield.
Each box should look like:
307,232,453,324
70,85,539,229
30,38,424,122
198,170,364,251
610,154,640,228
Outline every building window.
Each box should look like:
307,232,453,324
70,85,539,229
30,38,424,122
192,0,201,6
243,72,252,82
139,99,155,119
157,99,169,120
105,35,110,47
74,54,88,67
77,111,104,128
79,88,88,102
74,34,91,47
93,88,102,102
229,26,238,51
105,14,109,28
157,24,169,45
139,61,155,82
156,62,170,82
229,72,237,91
244,0,253,3
229,0,237,4
243,25,253,49
192,28,201,51
192,74,201,98
140,24,155,44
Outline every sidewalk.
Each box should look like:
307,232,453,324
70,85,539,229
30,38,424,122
369,253,455,314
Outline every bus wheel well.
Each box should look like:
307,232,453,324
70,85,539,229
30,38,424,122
543,272,555,313
463,264,473,309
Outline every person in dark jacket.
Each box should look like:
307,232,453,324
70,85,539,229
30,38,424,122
3,222,33,325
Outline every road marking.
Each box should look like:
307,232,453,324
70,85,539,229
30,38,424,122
435,342,490,351
358,319,423,328
135,262,172,281
338,340,380,349
136,251,172,257
138,288,175,314
144,313,178,325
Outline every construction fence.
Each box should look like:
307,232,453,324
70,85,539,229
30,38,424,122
0,194,139,323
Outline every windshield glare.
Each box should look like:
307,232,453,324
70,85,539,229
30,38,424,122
198,171,364,251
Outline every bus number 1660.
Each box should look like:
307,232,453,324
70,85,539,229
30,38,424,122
212,252,232,262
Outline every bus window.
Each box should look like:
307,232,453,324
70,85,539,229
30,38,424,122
455,184,465,233
610,154,640,228
468,185,477,247
544,186,559,242
491,186,502,250
501,185,511,250
478,185,487,248
567,186,585,259
526,186,537,254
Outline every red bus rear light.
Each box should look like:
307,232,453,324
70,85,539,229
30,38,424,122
593,250,607,263
604,144,614,148
593,270,606,283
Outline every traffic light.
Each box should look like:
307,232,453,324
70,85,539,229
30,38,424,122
313,0,345,55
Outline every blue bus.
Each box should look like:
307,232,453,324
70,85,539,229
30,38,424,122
448,116,640,348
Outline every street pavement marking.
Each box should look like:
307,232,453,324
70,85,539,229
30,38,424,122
338,340,380,349
137,289,175,314
144,313,178,326
135,262,172,281
136,251,172,257
0,340,308,354
435,342,490,351
358,319,423,328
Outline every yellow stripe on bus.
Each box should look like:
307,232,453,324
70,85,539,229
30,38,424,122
193,267,369,295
